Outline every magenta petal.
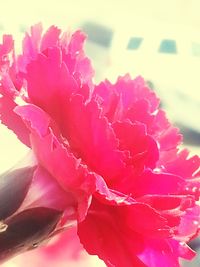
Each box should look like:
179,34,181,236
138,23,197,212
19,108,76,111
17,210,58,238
137,194,196,229
177,205,200,240
120,203,171,238
139,239,195,267
125,99,154,129
62,94,126,181
0,95,30,146
0,35,14,69
40,26,61,52
137,194,195,211
113,121,159,171
78,200,146,267
0,36,30,146
78,197,172,267
130,170,185,197
94,80,119,121
95,178,172,237
95,175,135,206
60,29,95,86
68,30,86,56
156,125,182,151
32,133,96,222
15,104,96,221
61,29,95,87
0,35,13,56
170,240,196,260
18,23,43,72
25,47,77,123
94,75,159,123
14,104,51,137
163,149,200,178
151,110,183,166
138,239,181,267
20,166,77,214
113,75,159,113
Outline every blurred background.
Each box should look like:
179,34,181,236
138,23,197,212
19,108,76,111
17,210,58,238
0,0,200,266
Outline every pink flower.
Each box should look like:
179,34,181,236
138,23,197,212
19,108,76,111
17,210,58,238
0,24,200,267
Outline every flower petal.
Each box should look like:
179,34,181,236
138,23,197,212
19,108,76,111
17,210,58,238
163,149,200,178
20,166,77,215
18,23,43,72
78,199,146,267
15,104,96,221
25,47,77,124
138,239,181,267
113,169,185,197
41,26,61,52
113,121,159,171
62,94,126,182
0,94,30,146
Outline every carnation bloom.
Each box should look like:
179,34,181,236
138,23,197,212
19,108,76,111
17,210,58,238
0,24,200,267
